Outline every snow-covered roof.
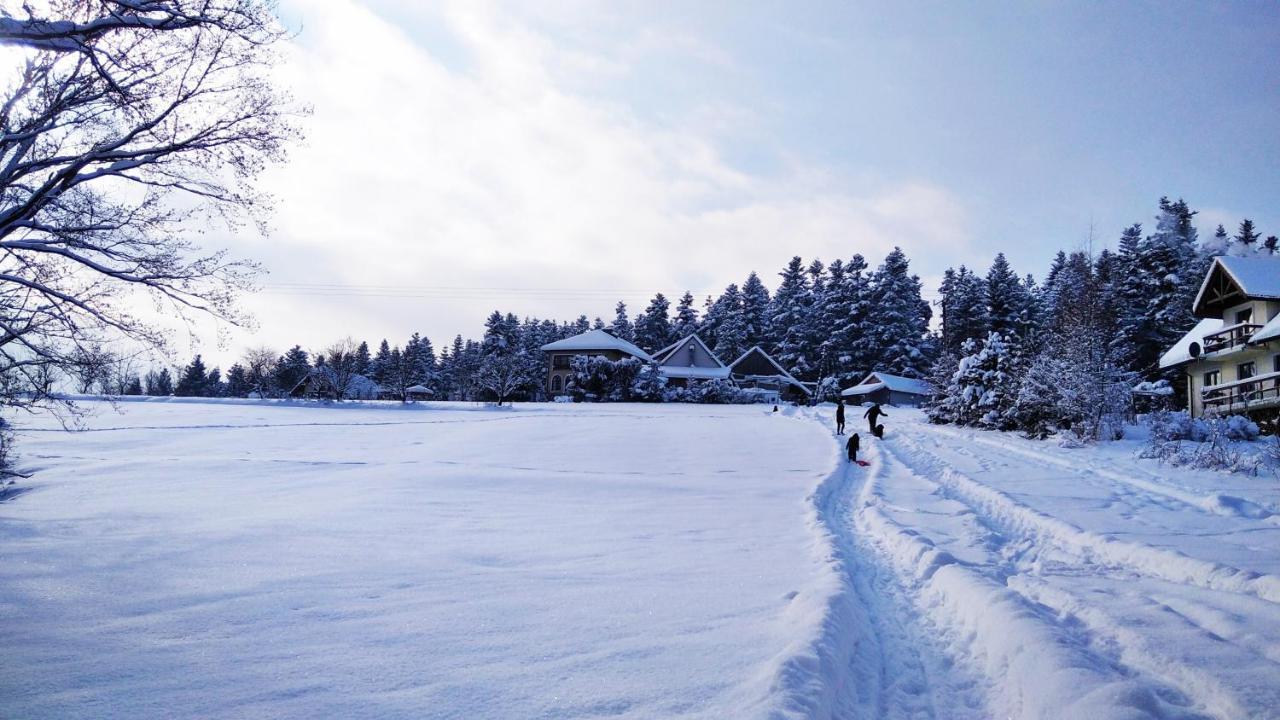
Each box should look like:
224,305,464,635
540,329,652,361
658,366,731,380
1252,313,1280,344
1217,255,1280,298
653,334,724,367
841,382,884,397
1192,256,1280,315
727,346,805,389
405,384,434,394
1158,318,1224,368
841,372,932,397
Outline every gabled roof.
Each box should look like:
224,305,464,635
653,334,724,368
841,371,932,397
727,345,807,391
1158,318,1224,368
1192,256,1280,317
540,329,652,361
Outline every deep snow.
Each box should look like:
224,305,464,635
2,399,1278,719
0,400,837,719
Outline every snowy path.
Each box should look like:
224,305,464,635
0,401,842,720
824,408,1280,720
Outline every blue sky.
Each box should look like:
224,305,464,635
211,0,1280,363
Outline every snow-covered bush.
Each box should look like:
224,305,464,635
566,356,650,402
1145,411,1259,443
1140,411,1264,474
663,379,752,404
928,334,1018,430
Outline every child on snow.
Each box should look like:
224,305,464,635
846,432,860,463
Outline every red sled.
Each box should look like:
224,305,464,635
853,460,870,467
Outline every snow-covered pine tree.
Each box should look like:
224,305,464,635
929,333,1017,429
274,346,310,397
740,271,772,351
867,248,934,378
1234,219,1261,256
225,364,250,397
353,341,371,377
204,367,224,398
1204,224,1232,257
769,256,813,379
672,292,700,340
633,293,674,352
831,254,872,383
175,355,209,397
370,340,392,385
815,258,848,378
1137,197,1204,378
712,284,748,362
607,301,634,342
986,253,1028,342
937,265,988,356
1266,236,1279,255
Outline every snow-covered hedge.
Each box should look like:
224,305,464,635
1140,410,1265,474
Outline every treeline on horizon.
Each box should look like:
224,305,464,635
88,197,1274,426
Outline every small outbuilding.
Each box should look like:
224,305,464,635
841,371,932,407
404,384,434,401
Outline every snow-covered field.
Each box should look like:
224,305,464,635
2,400,1279,719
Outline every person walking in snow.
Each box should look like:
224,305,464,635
846,432,860,463
864,402,886,432
835,398,846,435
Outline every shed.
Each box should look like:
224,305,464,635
841,372,932,407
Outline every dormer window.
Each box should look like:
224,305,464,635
1235,308,1253,325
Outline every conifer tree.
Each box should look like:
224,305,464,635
712,284,748,361
634,293,674,352
867,248,933,378
225,364,250,397
1235,218,1261,255
1204,224,1232,256
273,346,311,397
769,256,813,378
175,355,209,397
672,292,700,339
371,340,393,385
740,272,772,351
610,301,635,342
353,341,371,376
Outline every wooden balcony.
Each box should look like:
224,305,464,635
1202,370,1280,414
1202,322,1264,354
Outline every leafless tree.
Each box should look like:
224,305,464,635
312,337,359,400
476,352,529,406
240,344,275,396
0,1,300,415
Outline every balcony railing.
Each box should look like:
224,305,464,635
1202,369,1280,414
1202,322,1264,354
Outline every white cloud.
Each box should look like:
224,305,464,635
207,0,973,366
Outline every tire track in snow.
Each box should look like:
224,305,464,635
882,428,1280,719
891,430,1280,605
916,423,1279,522
860,437,1216,720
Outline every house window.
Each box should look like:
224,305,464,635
1236,308,1253,325
551,375,562,392
552,354,571,370
1203,370,1220,387
1239,361,1257,397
